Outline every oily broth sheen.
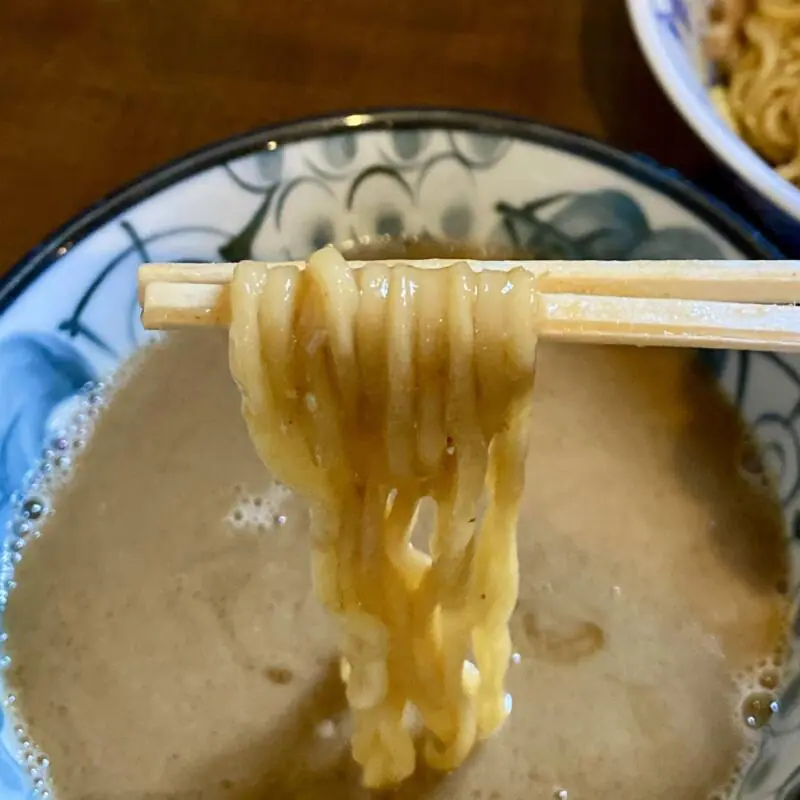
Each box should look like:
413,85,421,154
3,243,791,800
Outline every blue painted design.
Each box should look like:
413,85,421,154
57,221,151,358
655,0,691,40
57,221,230,358
628,227,724,259
224,147,284,194
447,131,511,167
0,711,25,796
391,130,431,161
321,134,357,169
346,166,414,211
0,334,95,515
696,348,730,381
548,190,650,258
781,771,800,800
728,352,800,513
495,189,723,260
754,413,800,505
220,186,278,261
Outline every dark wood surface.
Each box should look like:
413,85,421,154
0,0,721,274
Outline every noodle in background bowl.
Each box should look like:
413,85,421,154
626,0,800,250
0,109,796,799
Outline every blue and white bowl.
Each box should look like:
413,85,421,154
627,0,800,247
0,109,796,799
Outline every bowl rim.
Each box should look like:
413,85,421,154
626,0,800,223
0,107,781,314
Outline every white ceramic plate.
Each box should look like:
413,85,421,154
0,109,795,799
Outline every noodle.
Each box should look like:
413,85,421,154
709,0,800,184
228,246,538,787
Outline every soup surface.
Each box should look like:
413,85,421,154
3,323,790,800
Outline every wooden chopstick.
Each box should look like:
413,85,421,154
137,259,800,353
143,281,231,328
138,260,800,304
541,294,800,351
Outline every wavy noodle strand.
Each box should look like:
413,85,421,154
229,246,538,788
710,0,800,183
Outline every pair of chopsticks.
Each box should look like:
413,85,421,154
138,259,800,352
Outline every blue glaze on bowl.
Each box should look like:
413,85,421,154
0,109,792,799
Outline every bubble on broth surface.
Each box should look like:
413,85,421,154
3,381,114,583
9,705,53,798
741,691,780,730
225,482,292,531
731,657,786,733
759,666,781,690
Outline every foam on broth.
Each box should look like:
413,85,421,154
0,244,793,800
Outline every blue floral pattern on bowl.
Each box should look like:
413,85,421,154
0,110,790,799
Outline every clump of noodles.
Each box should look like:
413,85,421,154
228,246,538,788
708,0,800,184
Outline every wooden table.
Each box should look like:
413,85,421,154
0,0,723,274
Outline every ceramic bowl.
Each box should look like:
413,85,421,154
626,0,800,248
0,109,795,799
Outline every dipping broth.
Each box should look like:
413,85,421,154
2,243,791,800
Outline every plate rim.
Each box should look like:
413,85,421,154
0,107,782,313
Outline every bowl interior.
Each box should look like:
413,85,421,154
0,111,795,799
